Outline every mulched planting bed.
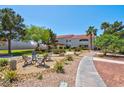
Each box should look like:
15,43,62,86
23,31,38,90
94,61,124,87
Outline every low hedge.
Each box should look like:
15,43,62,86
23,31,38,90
52,49,65,54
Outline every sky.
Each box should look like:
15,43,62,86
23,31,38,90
0,5,124,35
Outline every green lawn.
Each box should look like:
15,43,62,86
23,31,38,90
0,49,34,56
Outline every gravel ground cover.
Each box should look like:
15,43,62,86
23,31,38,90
16,55,82,87
0,51,89,87
94,61,124,87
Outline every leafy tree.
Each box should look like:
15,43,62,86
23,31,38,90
94,34,120,55
0,8,26,54
118,38,124,54
99,21,124,54
24,25,50,50
48,29,56,45
46,29,56,51
86,26,97,50
42,28,50,44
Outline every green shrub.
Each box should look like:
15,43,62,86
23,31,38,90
64,61,70,65
66,55,73,61
74,47,82,52
52,49,65,54
0,66,6,72
3,70,17,83
37,74,43,80
54,61,64,73
60,49,65,53
0,58,8,67
36,50,42,54
43,52,48,57
68,48,72,51
52,49,59,54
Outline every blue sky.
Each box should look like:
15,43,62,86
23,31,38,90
0,5,124,35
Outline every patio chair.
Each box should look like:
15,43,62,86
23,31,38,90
36,55,48,67
22,55,32,67
32,50,37,61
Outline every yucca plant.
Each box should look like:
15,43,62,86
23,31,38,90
54,61,64,73
3,70,17,83
0,58,8,67
37,73,43,80
64,60,70,65
66,55,73,61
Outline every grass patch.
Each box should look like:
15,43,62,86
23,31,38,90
0,49,47,56
0,49,33,56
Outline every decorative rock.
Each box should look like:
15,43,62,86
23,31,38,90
59,81,68,87
9,60,17,70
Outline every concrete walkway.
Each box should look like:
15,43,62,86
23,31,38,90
94,57,124,64
75,56,106,87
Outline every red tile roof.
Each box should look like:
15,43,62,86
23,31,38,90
56,34,94,39
56,35,74,39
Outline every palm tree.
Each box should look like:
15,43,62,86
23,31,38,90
101,22,111,34
86,26,97,50
101,21,124,36
101,22,110,31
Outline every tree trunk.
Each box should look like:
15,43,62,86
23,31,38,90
8,30,12,55
8,39,11,54
36,43,40,51
90,34,92,50
48,45,51,52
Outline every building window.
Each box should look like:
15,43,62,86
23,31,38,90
66,40,68,42
79,39,88,41
84,45,88,48
66,40,71,42
79,45,88,48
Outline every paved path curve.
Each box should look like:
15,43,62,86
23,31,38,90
75,56,106,87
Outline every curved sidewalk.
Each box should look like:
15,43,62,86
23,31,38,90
75,56,106,87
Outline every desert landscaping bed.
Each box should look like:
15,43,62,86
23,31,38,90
17,58,80,87
14,55,82,87
0,51,88,87
94,61,124,87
